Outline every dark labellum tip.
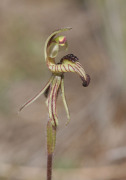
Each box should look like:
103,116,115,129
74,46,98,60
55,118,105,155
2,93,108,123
81,74,90,87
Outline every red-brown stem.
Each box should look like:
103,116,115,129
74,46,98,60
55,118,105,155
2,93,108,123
47,121,57,180
47,153,53,180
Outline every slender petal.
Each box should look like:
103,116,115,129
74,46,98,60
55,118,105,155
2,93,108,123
61,77,70,125
19,76,54,112
47,76,61,127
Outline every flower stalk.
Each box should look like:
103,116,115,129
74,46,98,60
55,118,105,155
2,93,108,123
20,27,90,180
47,121,56,180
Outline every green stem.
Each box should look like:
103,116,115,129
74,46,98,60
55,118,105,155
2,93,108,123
47,121,56,180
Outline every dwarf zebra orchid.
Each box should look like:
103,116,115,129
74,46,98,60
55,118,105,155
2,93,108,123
20,27,90,180
20,27,90,127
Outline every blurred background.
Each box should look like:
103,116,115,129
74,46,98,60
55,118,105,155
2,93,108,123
0,0,126,179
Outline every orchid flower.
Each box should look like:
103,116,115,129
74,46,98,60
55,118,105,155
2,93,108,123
20,27,90,128
20,27,90,180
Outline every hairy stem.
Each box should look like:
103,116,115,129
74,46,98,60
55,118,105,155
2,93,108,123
47,121,56,180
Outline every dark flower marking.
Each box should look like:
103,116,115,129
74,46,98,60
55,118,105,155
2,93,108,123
81,74,90,87
60,54,79,63
44,85,50,98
